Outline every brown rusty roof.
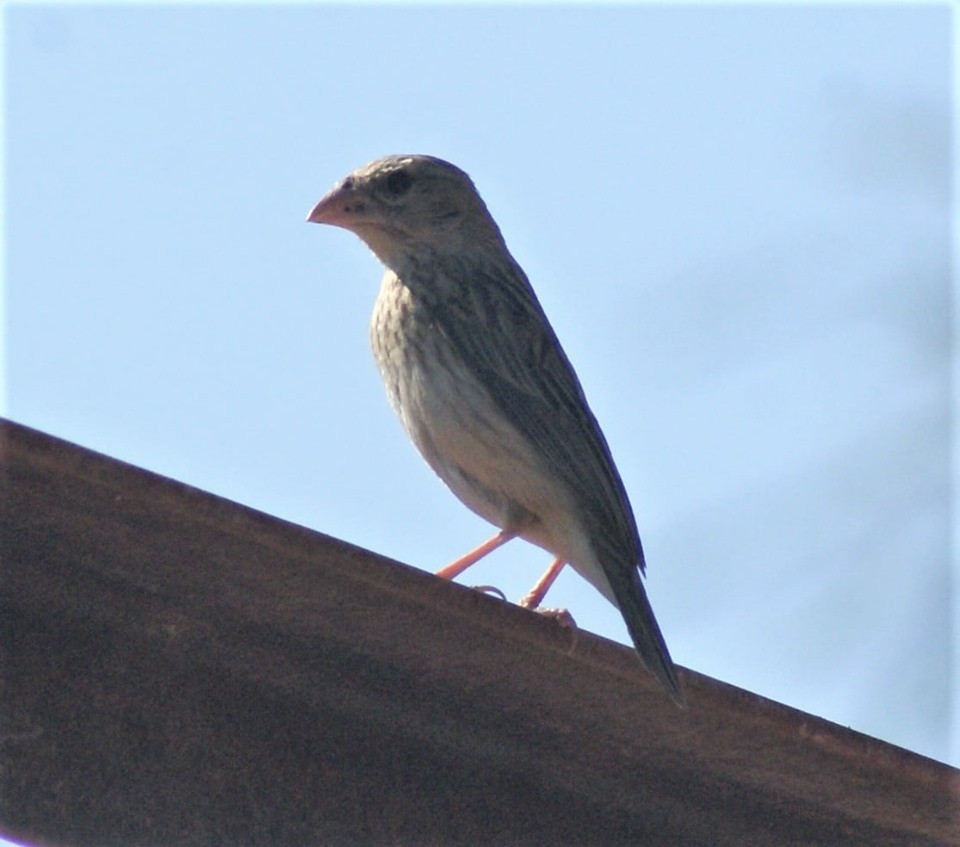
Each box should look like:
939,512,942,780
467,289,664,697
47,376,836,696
1,418,957,846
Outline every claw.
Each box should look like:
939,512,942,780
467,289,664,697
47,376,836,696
470,584,508,602
534,607,577,629
532,606,579,656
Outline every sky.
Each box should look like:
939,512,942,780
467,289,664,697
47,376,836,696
3,1,955,773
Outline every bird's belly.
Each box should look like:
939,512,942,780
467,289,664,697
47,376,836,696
370,272,616,602
370,274,570,541
398,349,555,532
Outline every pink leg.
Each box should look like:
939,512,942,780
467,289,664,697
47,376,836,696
435,529,515,580
519,557,567,609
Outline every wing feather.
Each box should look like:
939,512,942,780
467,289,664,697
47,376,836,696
426,252,644,575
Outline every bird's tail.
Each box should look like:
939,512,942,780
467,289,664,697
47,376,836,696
607,563,685,707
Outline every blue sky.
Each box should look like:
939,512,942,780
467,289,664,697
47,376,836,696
4,3,954,767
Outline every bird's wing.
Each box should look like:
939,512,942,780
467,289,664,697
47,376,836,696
423,251,683,703
427,252,643,575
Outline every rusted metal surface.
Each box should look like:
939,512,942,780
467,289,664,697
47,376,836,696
1,418,956,846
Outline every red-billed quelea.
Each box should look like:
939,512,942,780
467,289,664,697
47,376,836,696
307,154,683,704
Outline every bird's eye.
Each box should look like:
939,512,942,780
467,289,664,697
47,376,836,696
384,170,412,197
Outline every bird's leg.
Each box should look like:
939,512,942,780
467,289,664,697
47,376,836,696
435,529,515,580
520,558,577,631
518,557,567,609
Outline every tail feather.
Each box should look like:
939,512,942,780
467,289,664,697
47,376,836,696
606,562,684,706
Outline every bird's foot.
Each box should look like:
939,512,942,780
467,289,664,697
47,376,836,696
469,584,508,602
523,603,579,655
529,606,577,630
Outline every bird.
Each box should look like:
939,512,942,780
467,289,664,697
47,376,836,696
307,154,683,704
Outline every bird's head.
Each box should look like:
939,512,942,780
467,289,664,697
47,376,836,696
307,154,505,268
